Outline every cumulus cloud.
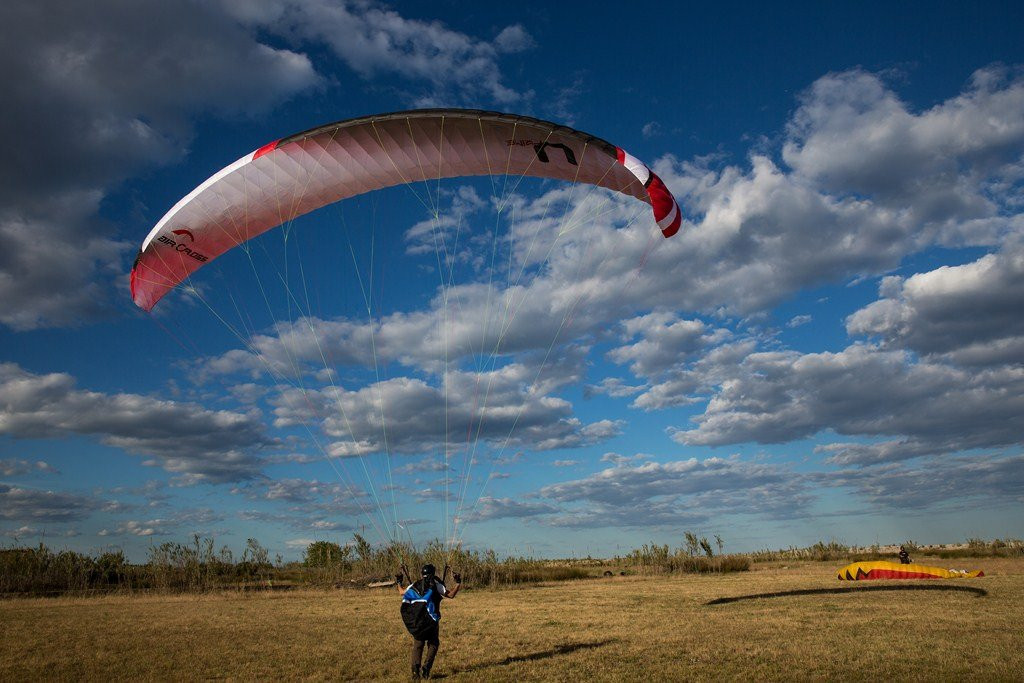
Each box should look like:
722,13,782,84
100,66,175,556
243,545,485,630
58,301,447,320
3,525,80,539
544,500,711,529
541,457,792,506
817,453,1024,509
632,66,1024,318
815,439,941,467
631,340,757,410
529,456,813,527
584,377,646,399
599,452,644,465
608,312,730,377
224,0,531,105
232,478,349,503
668,345,1024,453
536,462,814,529
0,458,58,477
641,121,663,139
231,477,370,517
493,25,534,54
507,448,1021,528
267,359,619,457
0,363,272,482
394,458,450,475
783,66,1024,232
197,176,684,390
458,496,558,522
0,484,103,523
102,508,223,538
239,507,360,534
847,240,1024,364
0,0,317,329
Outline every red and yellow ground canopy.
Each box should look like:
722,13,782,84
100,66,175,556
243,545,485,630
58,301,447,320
838,561,984,580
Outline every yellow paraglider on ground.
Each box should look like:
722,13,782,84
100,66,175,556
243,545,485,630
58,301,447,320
838,560,985,580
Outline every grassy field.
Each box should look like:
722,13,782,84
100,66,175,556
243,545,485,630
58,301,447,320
1,557,1020,681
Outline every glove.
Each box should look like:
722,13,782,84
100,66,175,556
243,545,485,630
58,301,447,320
453,572,462,583
394,573,404,585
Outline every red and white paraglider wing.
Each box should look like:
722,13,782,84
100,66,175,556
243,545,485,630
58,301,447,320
131,109,681,311
614,148,681,238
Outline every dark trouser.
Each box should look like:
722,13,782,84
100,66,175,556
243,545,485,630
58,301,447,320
411,626,440,672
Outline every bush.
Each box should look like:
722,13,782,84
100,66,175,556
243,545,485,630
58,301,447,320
617,533,751,575
0,544,143,595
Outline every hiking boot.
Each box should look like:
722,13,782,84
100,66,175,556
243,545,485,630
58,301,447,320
411,665,420,680
421,667,431,679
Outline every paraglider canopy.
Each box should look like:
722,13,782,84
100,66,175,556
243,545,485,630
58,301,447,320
131,109,682,311
838,561,984,580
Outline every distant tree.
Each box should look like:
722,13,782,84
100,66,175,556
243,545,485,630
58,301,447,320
699,537,714,558
304,541,350,567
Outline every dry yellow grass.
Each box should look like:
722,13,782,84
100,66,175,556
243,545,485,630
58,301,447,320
1,557,1021,681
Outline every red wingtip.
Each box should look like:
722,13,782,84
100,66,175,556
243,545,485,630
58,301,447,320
253,139,280,160
646,172,682,237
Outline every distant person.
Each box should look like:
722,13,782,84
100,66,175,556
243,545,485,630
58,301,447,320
898,546,912,564
397,564,461,680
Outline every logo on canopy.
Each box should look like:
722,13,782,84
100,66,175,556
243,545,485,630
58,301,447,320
157,229,208,263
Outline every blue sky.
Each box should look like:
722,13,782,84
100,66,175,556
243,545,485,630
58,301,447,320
2,0,1023,561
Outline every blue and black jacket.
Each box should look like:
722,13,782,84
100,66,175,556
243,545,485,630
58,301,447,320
400,578,445,639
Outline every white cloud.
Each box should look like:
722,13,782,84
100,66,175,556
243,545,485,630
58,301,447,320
818,453,1024,509
599,452,644,465
233,478,346,503
104,508,225,538
815,439,940,467
544,500,711,529
266,358,618,457
584,377,646,399
631,340,757,411
668,345,1024,451
847,240,1024,364
537,459,814,527
225,0,532,104
2,525,80,539
394,458,450,475
608,312,730,377
114,520,163,537
0,458,58,477
642,122,663,139
631,67,1024,319
0,0,317,329
493,25,534,54
0,484,103,523
231,478,367,513
783,67,1024,230
459,496,557,522
0,363,272,482
540,456,793,506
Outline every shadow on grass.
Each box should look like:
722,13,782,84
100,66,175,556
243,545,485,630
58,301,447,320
706,584,988,605
435,639,617,678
